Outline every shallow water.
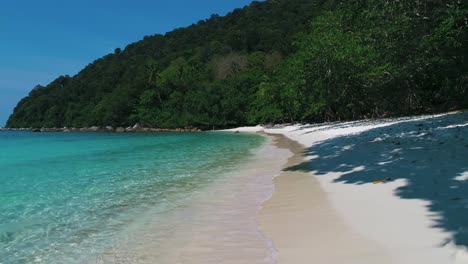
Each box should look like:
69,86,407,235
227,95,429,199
103,138,291,264
0,131,278,264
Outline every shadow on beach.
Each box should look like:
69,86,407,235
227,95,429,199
285,112,468,247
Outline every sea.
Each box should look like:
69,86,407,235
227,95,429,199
0,131,288,264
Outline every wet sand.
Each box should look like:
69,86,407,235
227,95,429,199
98,136,291,264
258,135,392,264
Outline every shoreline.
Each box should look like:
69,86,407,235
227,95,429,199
228,111,468,263
97,134,291,263
0,126,202,133
259,134,391,263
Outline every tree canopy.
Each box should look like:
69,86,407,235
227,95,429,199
7,0,468,129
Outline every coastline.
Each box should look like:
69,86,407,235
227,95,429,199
0,125,201,133
259,134,391,263
1,132,274,263
4,112,466,263
227,111,468,263
97,134,292,264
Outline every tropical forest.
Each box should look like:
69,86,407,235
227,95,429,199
7,0,468,129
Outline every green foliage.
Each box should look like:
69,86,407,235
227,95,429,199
7,0,321,129
6,0,468,128
249,0,468,123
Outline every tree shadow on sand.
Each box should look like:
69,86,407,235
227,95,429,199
285,112,468,247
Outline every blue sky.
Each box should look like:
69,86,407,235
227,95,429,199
0,0,257,126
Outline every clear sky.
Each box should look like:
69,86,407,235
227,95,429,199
0,0,258,126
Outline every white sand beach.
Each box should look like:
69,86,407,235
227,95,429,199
228,111,468,263
98,137,292,264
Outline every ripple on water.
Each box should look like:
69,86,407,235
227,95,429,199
0,132,287,264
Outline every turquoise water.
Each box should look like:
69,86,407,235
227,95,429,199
0,131,264,264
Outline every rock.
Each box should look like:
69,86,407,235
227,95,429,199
40,127,60,132
115,127,126,133
132,123,141,130
41,127,50,132
105,126,114,132
31,128,41,132
234,131,240,134
77,126,100,132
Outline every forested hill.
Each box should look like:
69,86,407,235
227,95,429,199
6,0,468,129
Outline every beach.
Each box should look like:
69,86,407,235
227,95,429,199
99,137,291,264
2,112,467,263
4,0,468,263
229,111,468,263
0,132,282,264
258,135,391,264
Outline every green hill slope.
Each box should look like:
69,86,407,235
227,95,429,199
6,0,468,129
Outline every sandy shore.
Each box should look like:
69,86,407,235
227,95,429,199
99,136,291,264
259,135,391,263
229,111,468,263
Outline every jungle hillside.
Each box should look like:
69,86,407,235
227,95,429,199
6,0,468,129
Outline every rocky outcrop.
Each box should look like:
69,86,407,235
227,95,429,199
1,128,31,131
4,125,203,133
